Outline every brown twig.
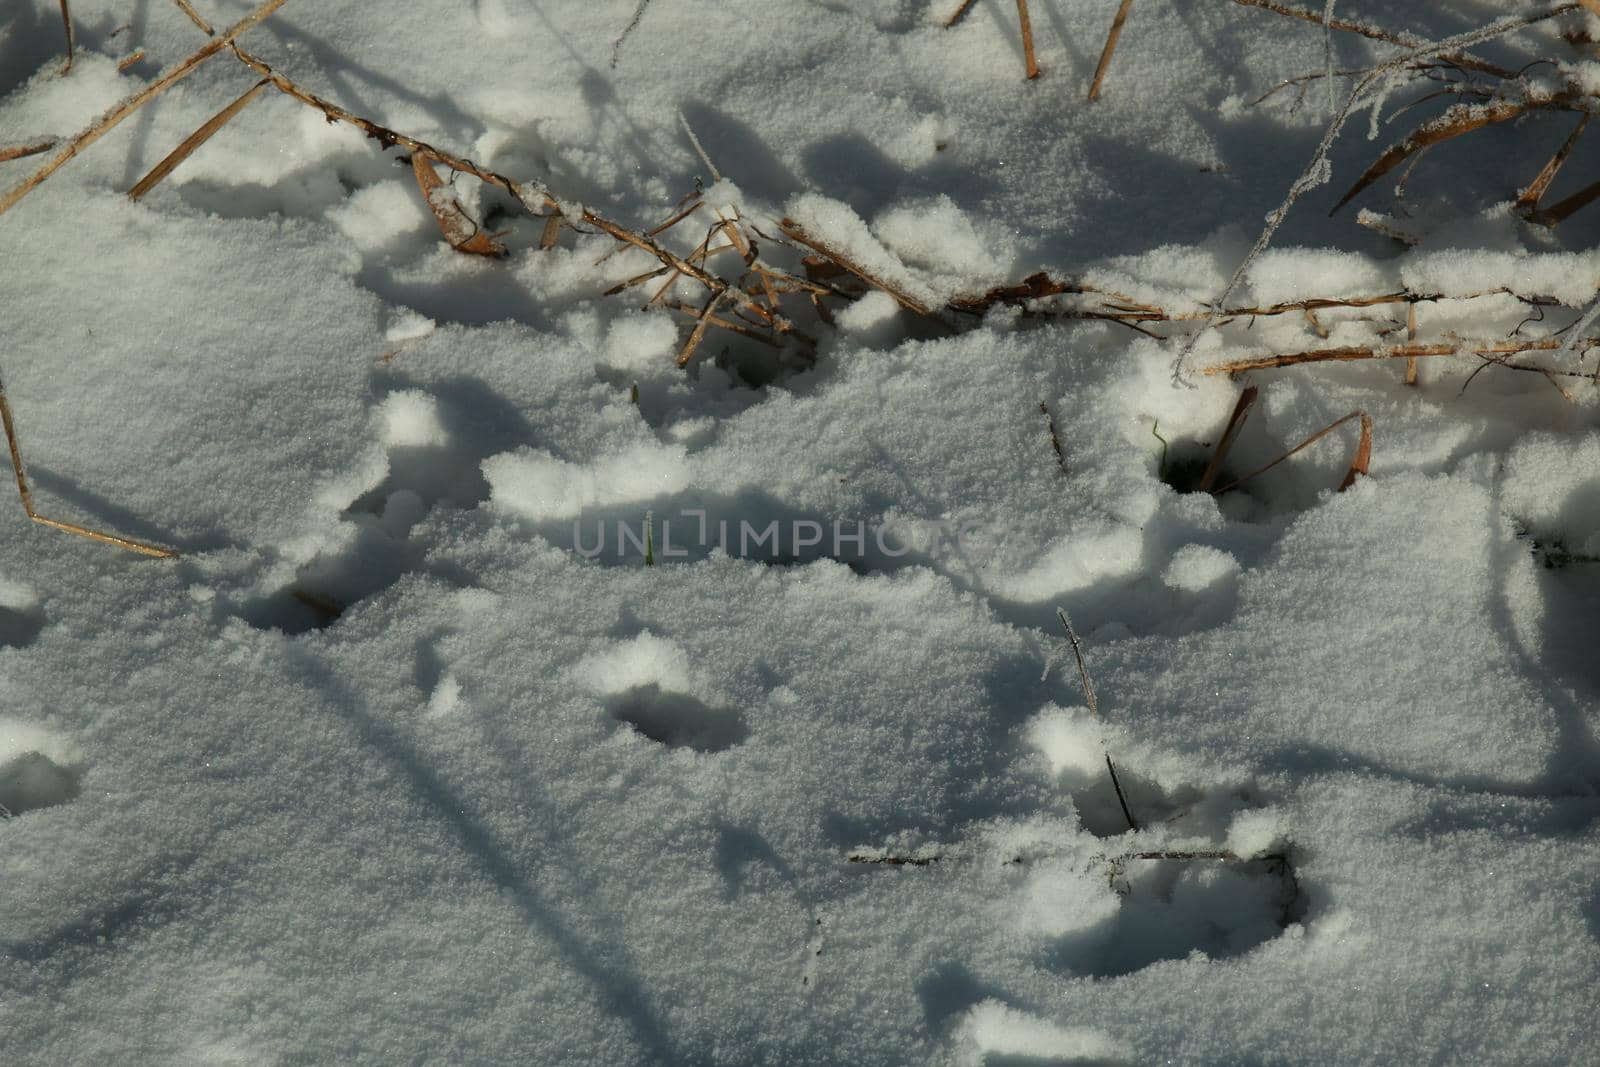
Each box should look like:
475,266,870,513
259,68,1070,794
1088,0,1135,101
0,0,291,218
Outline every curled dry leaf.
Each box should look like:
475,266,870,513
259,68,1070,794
411,153,507,257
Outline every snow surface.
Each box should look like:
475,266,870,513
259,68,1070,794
3,1,1600,1064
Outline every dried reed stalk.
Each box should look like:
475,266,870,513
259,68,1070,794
1088,0,1135,101
778,218,937,317
1203,337,1588,375
57,0,75,75
0,380,176,558
1213,410,1367,494
1016,0,1041,79
1198,385,1258,493
0,141,58,164
1518,114,1588,211
129,80,271,201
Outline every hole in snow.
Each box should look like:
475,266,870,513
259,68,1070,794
605,683,748,752
0,602,44,648
0,752,82,818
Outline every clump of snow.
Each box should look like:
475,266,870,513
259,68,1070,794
784,193,943,308
1163,544,1241,593
484,443,689,521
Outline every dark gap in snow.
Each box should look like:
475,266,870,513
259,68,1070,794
0,752,81,818
605,683,748,751
1053,851,1305,979
0,602,44,648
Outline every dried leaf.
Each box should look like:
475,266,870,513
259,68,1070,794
1337,414,1373,491
411,153,507,257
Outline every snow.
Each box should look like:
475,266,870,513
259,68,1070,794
3,1,1600,1064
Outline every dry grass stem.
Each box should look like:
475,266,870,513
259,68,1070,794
944,0,979,28
1333,99,1538,215
778,218,937,317
1198,385,1258,493
1228,0,1519,78
171,0,216,34
0,141,59,164
1518,113,1588,211
1040,401,1068,472
1056,607,1139,832
129,79,270,201
57,0,76,75
1016,0,1041,79
664,301,782,347
0,381,176,558
116,50,147,73
676,289,731,367
1529,177,1600,227
0,0,291,219
1088,0,1136,101
1204,337,1592,375
1213,410,1366,494
1404,301,1420,385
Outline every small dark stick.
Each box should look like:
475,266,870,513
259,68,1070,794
1056,608,1139,832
